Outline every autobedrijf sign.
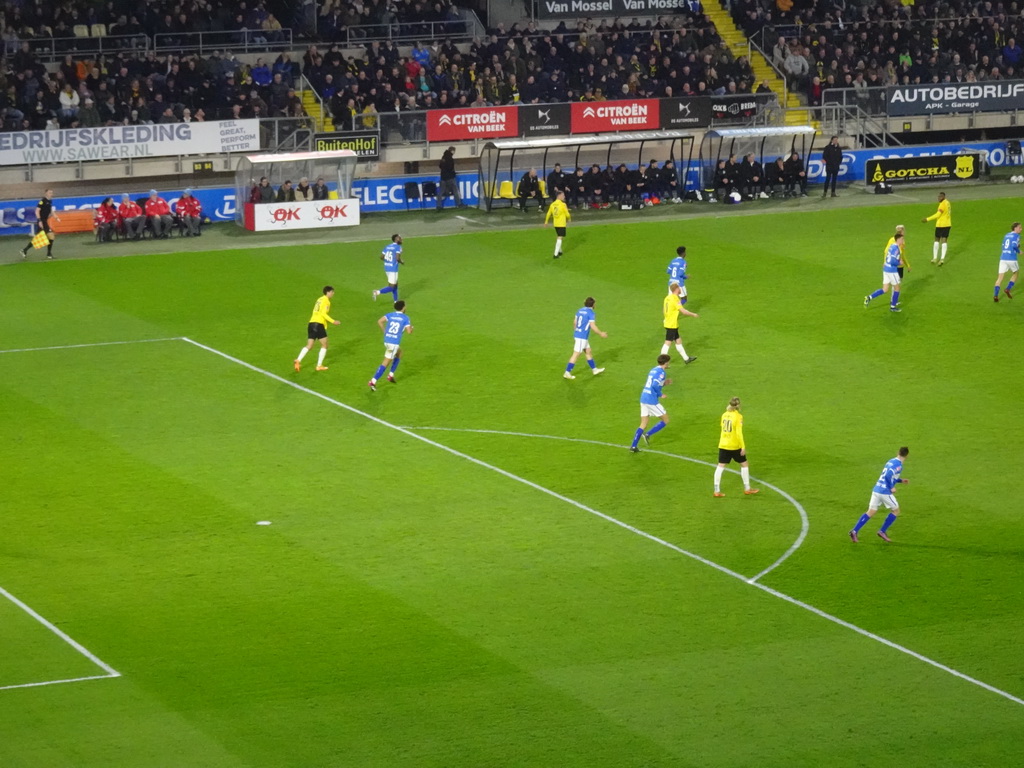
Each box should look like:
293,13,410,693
537,0,690,20
886,81,1024,116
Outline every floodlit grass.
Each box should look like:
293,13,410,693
1,194,1022,766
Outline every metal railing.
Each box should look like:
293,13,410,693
15,33,149,61
748,38,789,107
822,86,890,118
153,28,294,54
323,10,484,46
818,103,903,148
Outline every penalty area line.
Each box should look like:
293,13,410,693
0,673,119,693
178,338,1024,709
0,337,183,355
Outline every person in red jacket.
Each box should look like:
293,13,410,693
118,193,145,240
175,188,202,236
94,197,118,242
145,189,173,238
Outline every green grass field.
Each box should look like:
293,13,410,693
1,189,1022,767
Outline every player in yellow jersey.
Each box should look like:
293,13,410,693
543,190,571,258
294,286,340,372
713,397,760,496
922,191,951,265
661,282,699,363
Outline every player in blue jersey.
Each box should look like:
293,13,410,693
993,222,1020,302
629,354,672,452
372,234,404,303
667,246,690,302
849,447,910,542
564,297,608,379
368,300,413,391
863,232,907,312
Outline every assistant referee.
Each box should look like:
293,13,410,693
20,188,60,260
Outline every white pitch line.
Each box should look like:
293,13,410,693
406,426,807,583
0,673,118,693
454,215,489,226
0,337,182,355
0,586,121,679
179,337,1023,708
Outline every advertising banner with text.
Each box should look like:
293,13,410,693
519,103,573,137
659,97,713,129
312,130,380,159
537,0,691,20
0,120,260,166
243,199,361,231
886,81,1024,116
570,99,660,133
864,154,980,185
426,106,519,142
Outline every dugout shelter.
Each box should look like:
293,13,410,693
696,126,817,191
234,149,358,226
477,132,695,211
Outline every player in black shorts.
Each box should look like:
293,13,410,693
21,189,59,260
713,397,760,497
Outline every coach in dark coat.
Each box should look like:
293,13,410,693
822,136,843,198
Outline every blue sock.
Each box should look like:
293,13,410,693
373,364,386,380
869,289,884,300
680,297,688,305
393,286,399,302
566,362,575,373
379,285,394,296
880,513,897,533
390,357,400,373
645,421,667,438
995,285,1001,298
851,513,871,533
891,290,900,307
587,359,596,369
1008,280,1016,291
630,428,643,448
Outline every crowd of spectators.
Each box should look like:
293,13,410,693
318,0,467,43
0,0,292,51
0,45,315,132
305,15,765,131
730,0,1024,111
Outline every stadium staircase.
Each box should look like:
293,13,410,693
704,1,815,127
301,89,333,132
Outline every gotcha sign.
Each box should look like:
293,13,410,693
887,81,1024,116
571,99,660,133
0,120,260,166
243,199,361,231
427,106,518,141
865,154,981,185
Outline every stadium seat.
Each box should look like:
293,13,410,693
90,24,107,37
538,179,548,199
327,190,338,199
404,181,421,210
498,181,515,200
73,24,90,37
421,181,437,207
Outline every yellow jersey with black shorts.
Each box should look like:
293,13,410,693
663,292,682,341
718,409,746,464
926,199,951,238
307,295,336,339
545,199,570,234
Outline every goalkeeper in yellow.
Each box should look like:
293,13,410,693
713,397,760,497
543,190,571,259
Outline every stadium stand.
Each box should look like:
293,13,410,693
727,0,1024,110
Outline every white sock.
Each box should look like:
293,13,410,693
317,348,327,366
296,347,309,361
932,242,939,260
941,242,948,260
675,343,688,359
713,466,724,492
741,466,751,490
554,238,562,255
660,342,671,355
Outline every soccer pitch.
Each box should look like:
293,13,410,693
1,189,1022,766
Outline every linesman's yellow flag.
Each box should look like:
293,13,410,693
31,230,51,249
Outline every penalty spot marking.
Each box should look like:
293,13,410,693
406,426,807,584
176,337,1023,709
